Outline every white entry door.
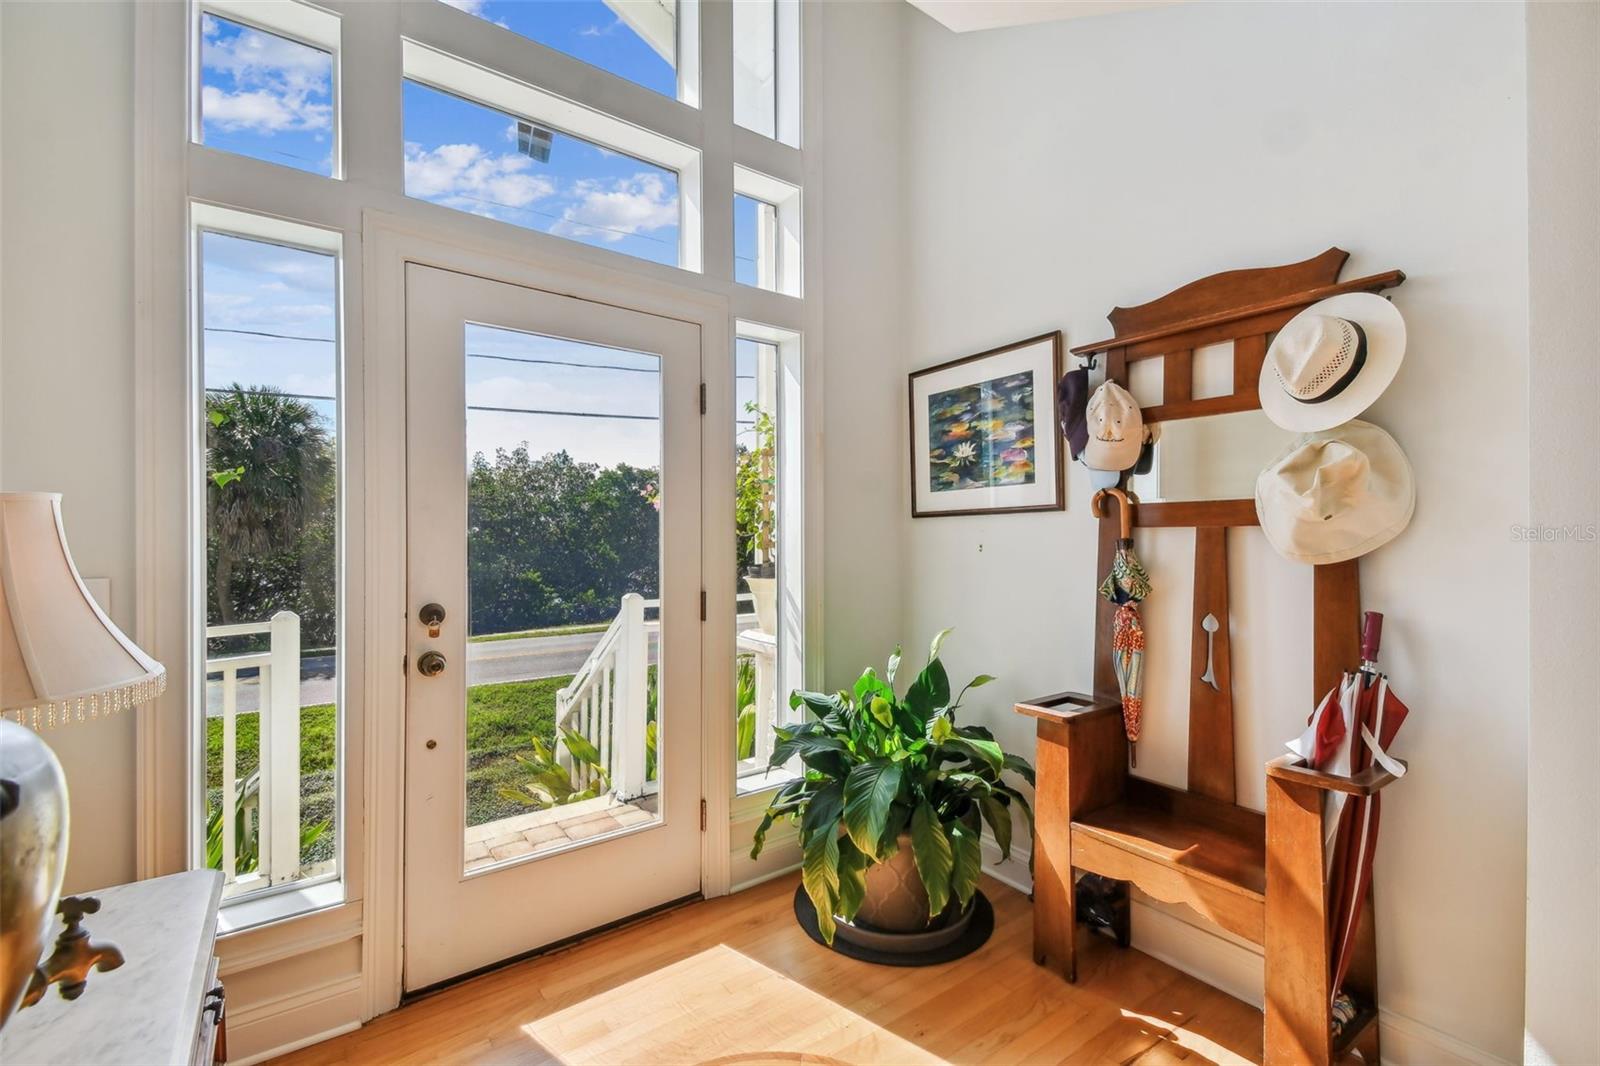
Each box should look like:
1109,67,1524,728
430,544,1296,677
403,264,703,992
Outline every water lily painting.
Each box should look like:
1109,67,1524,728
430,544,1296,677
926,373,1038,492
909,332,1064,518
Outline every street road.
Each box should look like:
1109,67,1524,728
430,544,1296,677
204,625,672,716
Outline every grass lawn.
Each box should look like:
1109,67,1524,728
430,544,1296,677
206,676,571,833
469,622,610,643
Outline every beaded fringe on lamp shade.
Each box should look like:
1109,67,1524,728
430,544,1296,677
0,493,166,730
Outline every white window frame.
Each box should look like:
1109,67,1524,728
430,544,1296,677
135,0,825,1039
192,0,345,180
189,202,347,920
734,166,801,296
732,320,804,797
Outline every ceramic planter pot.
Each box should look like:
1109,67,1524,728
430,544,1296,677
852,833,929,932
743,575,777,636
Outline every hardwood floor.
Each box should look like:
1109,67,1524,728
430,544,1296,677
275,875,1263,1065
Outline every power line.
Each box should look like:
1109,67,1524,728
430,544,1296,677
206,387,335,404
205,386,754,424
206,327,334,343
470,404,656,421
468,351,658,374
205,331,752,381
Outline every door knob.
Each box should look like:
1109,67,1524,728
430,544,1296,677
417,650,447,677
419,603,446,638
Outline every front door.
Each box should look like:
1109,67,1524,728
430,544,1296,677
403,263,702,992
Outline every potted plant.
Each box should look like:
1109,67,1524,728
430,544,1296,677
735,403,778,635
750,630,1035,943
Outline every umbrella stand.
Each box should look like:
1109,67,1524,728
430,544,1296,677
1325,613,1409,1006
1094,489,1150,765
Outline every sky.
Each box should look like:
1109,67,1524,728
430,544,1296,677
199,2,767,476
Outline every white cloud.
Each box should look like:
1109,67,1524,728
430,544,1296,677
553,173,678,243
437,0,510,29
201,86,331,134
404,143,557,215
200,15,332,135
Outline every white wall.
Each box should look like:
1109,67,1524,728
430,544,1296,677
1523,3,1600,1063
900,3,1530,1062
817,0,908,688
0,0,140,896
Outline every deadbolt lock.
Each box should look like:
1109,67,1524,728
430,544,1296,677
416,650,447,677
419,603,446,638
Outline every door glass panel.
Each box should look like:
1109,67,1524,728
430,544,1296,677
461,323,663,872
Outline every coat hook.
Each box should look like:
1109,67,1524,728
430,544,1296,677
1092,487,1135,541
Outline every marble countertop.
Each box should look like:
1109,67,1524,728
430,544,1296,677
1,870,222,1066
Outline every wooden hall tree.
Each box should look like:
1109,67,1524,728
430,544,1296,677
1016,249,1408,1065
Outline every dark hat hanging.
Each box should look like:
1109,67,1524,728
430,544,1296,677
1057,366,1090,461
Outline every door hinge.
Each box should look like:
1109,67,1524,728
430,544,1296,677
700,589,707,621
700,798,707,831
699,382,707,415
402,654,408,674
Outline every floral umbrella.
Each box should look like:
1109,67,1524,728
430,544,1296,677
1095,489,1150,763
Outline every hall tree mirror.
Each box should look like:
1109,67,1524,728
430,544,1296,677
1124,339,1296,503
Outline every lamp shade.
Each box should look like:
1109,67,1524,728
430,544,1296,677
0,493,165,728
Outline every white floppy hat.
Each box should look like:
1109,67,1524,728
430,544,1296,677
1259,293,1405,432
1081,380,1144,473
1254,420,1414,565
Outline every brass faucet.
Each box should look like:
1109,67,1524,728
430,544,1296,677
21,896,124,1008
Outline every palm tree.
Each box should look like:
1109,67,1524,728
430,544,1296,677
206,386,335,625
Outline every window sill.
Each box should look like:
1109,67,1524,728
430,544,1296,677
735,765,800,798
217,878,346,938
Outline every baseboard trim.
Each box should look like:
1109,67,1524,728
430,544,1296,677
225,974,364,1064
230,1021,361,1066
1380,1009,1515,1066
979,837,1510,1066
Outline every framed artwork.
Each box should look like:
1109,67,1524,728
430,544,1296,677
908,331,1065,518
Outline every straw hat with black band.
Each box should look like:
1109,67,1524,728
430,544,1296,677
1260,293,1406,433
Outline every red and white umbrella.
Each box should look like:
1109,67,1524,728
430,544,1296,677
1287,612,1409,1003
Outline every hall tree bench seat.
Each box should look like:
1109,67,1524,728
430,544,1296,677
1017,249,1410,1066
1024,693,1270,945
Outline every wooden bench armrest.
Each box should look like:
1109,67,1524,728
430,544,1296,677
1014,691,1122,723
1265,754,1406,797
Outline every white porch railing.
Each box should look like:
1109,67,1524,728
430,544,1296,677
206,610,301,894
555,593,774,799
736,628,780,773
556,594,649,800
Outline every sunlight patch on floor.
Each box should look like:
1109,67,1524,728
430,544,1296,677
519,943,945,1065
1121,1007,1256,1065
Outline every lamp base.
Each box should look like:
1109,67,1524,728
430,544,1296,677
0,718,70,1031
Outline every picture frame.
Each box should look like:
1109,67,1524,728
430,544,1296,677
908,331,1065,518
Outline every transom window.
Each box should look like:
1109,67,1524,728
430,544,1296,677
194,1,342,177
440,0,697,105
404,81,683,267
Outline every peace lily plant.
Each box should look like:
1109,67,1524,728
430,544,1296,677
751,630,1035,943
